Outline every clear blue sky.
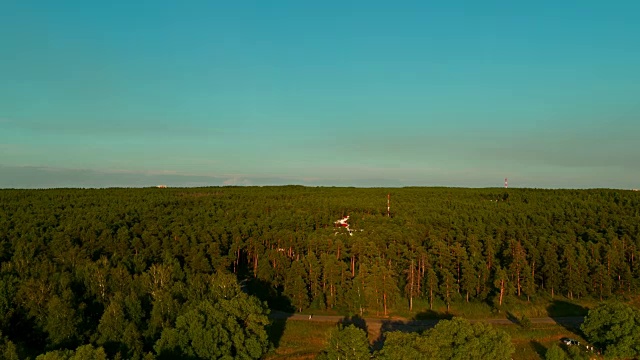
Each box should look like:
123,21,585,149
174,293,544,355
1,1,639,188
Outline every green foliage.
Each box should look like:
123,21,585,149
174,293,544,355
421,317,515,360
580,301,640,359
565,345,588,360
155,273,270,359
375,332,423,359
96,293,144,359
45,295,80,346
377,318,514,360
519,314,532,329
545,344,568,360
0,331,19,360
0,275,17,329
317,324,370,360
2,187,640,356
36,344,108,360
283,260,309,312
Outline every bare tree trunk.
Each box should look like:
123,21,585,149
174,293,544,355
446,281,451,312
351,255,355,277
383,271,389,316
254,253,258,276
430,286,433,310
409,260,414,311
417,258,422,294
531,260,535,282
384,291,388,316
235,248,240,273
600,280,603,301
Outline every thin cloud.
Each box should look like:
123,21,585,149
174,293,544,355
223,177,253,186
0,118,224,139
1,163,637,189
0,144,38,161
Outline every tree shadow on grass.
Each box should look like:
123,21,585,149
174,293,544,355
506,311,532,328
547,300,588,317
506,311,521,325
530,340,547,358
338,314,368,333
244,277,294,351
546,300,588,338
412,310,453,321
371,311,447,351
266,318,288,349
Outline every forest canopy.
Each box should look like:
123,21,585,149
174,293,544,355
0,186,639,358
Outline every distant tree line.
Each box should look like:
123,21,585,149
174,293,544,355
0,186,639,358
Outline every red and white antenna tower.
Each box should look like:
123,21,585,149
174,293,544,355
504,178,508,189
387,193,390,217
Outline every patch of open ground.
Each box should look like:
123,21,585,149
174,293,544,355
266,317,600,360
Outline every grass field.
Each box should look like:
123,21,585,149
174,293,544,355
265,318,600,360
295,295,597,321
388,296,597,320
499,323,595,360
264,296,625,359
266,320,335,360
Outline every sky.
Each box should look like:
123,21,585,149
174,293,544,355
1,1,639,188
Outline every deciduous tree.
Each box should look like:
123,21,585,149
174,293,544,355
317,324,370,360
580,302,640,359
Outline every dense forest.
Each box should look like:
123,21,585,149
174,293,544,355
0,186,639,358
